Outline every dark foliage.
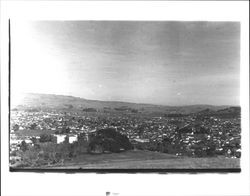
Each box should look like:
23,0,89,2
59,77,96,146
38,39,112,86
164,113,186,118
88,128,132,153
39,134,54,143
12,124,19,131
20,140,28,152
82,108,97,112
29,123,37,130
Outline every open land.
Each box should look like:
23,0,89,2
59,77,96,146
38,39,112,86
51,150,240,169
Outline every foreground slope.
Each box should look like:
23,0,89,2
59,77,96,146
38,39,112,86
44,150,240,169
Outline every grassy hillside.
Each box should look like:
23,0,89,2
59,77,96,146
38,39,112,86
12,93,233,114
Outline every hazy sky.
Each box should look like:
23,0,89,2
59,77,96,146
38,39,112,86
12,21,240,106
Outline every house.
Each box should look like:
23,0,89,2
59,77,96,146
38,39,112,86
25,139,33,144
54,134,67,144
68,134,78,144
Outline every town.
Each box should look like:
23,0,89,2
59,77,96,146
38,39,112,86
10,106,241,167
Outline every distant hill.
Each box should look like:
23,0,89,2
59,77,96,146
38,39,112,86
12,93,236,115
196,106,241,118
217,106,241,114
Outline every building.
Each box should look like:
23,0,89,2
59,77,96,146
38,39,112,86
68,134,78,144
54,134,67,144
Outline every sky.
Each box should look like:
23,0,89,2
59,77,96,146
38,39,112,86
11,21,240,106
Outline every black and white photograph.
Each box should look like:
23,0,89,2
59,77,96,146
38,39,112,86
9,20,242,170
1,1,249,196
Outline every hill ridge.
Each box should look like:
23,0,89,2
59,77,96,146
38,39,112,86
12,92,238,114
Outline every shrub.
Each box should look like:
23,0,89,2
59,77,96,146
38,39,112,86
20,141,28,152
39,134,54,143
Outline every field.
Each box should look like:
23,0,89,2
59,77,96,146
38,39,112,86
45,150,240,169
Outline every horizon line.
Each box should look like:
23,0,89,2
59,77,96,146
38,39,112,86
13,92,240,108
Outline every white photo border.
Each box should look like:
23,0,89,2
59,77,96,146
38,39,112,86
1,1,249,196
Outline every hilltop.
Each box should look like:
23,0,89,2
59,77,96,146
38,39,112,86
12,93,237,115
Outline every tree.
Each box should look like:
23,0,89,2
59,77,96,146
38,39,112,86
30,137,38,144
12,124,19,132
39,134,53,143
131,109,138,113
87,136,104,154
29,123,37,130
83,108,97,112
61,126,70,134
97,128,132,150
88,128,132,153
160,137,174,153
147,142,159,151
20,140,28,152
205,141,216,156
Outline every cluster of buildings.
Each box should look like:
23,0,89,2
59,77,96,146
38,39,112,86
166,116,241,157
10,108,241,159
